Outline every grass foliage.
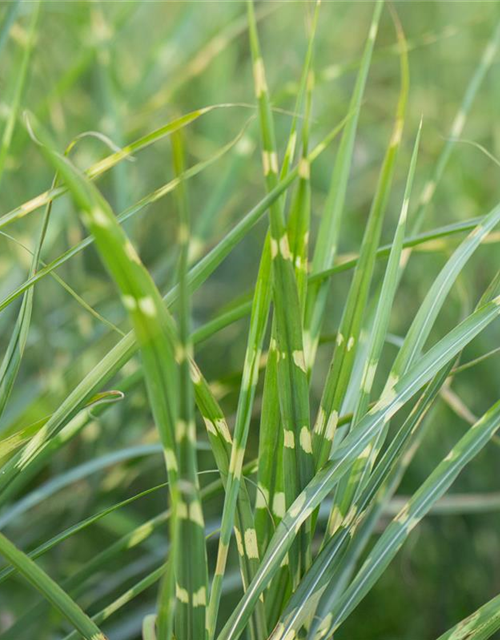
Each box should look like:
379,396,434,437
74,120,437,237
0,1,499,639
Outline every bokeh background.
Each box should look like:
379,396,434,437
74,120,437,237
0,2,499,639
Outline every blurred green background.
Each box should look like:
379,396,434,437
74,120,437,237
0,2,499,639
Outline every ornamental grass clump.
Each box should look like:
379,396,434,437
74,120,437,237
0,1,499,639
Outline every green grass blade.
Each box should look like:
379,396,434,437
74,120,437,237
435,593,500,640
247,0,314,585
317,397,500,637
0,1,39,186
169,129,209,640
0,0,21,58
308,270,500,636
0,531,106,640
0,176,53,423
0,119,346,507
303,0,384,370
0,120,248,316
206,236,271,639
310,215,487,284
32,126,187,638
0,471,234,640
393,202,500,378
62,565,166,640
332,119,421,532
411,18,500,235
0,114,347,318
217,295,500,640
255,2,319,574
0,104,233,231
312,9,408,470
0,481,168,585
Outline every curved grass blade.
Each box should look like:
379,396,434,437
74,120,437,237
0,470,237,640
308,270,500,636
62,565,165,640
0,443,158,528
0,175,53,424
307,366,453,639
393,201,500,377
271,357,453,640
0,119,346,506
0,480,169,585
0,119,250,316
0,114,347,321
33,128,186,638
0,104,235,230
357,202,500,500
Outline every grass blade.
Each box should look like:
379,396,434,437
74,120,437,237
303,0,384,369
217,295,500,640
312,7,408,470
332,118,421,533
317,397,500,637
0,1,39,185
435,593,500,640
0,531,106,640
247,0,314,585
168,129,209,640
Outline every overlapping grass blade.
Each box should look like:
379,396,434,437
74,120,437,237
310,215,487,283
33,126,188,638
356,201,500,495
0,104,235,230
0,470,238,640
332,118,421,532
299,270,500,638
254,2,319,571
0,114,347,320
0,480,168,585
0,116,347,511
169,129,209,639
217,294,500,640
307,364,454,638
315,397,500,637
313,7,408,470
246,0,314,587
393,201,500,376
268,120,423,640
0,178,52,423
206,240,271,640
